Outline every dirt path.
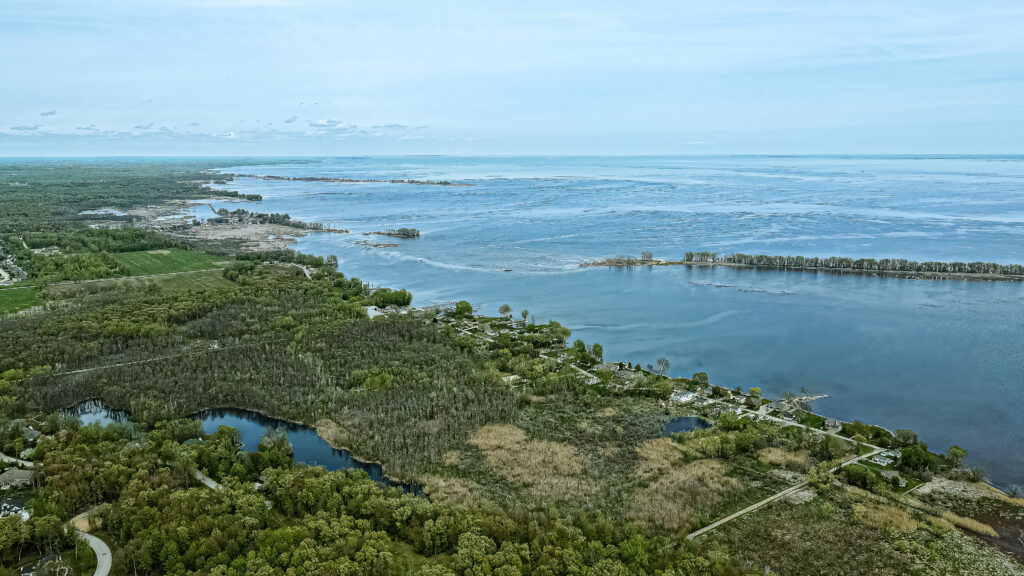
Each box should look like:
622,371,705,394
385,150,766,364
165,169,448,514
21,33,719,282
687,447,882,540
49,267,226,287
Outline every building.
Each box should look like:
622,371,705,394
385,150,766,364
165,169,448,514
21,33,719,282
0,468,36,490
670,390,695,404
880,470,908,488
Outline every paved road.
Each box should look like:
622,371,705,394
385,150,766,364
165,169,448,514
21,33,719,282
71,512,111,576
0,451,33,467
195,470,224,490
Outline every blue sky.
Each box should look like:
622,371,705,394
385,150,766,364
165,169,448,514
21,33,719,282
2,0,1022,155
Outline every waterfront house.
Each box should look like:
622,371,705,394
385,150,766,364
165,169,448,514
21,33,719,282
881,470,908,488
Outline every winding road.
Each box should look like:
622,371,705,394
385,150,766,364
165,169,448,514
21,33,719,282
71,512,111,576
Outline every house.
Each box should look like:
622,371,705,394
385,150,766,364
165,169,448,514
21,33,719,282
0,468,36,490
824,418,843,432
880,470,908,488
22,427,40,443
670,391,695,404
0,498,28,521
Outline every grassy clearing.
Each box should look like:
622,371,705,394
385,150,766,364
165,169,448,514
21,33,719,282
940,510,1000,537
109,248,229,275
853,503,920,533
758,446,810,472
0,287,38,314
630,458,741,531
468,424,594,502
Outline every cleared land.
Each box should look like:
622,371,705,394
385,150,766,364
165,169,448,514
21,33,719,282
109,248,229,275
0,286,38,314
47,268,236,296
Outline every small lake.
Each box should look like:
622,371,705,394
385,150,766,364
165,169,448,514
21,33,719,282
196,408,422,494
663,416,711,436
66,402,421,494
63,399,133,428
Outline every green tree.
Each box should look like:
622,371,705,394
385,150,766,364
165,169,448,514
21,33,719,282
946,445,967,467
520,309,529,323
498,304,512,318
656,358,670,375
808,461,836,491
455,300,473,318
591,343,603,362
894,429,918,447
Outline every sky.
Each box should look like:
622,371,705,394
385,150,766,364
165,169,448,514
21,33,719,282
1,0,1023,155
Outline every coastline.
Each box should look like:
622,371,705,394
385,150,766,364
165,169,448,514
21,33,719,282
227,173,471,187
105,168,1021,486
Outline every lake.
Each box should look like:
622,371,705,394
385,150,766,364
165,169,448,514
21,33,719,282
203,155,1024,488
197,408,421,494
66,402,421,494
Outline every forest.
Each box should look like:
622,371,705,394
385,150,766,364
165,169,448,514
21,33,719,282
1,160,1022,576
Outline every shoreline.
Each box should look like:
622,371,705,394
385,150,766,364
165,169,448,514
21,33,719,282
582,258,1024,282
115,169,1017,486
228,173,471,187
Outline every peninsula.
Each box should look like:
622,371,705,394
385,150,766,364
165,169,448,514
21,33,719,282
583,251,1024,281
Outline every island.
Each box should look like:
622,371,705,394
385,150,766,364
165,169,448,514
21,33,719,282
583,251,1024,282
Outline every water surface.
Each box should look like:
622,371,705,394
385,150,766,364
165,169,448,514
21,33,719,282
202,156,1024,487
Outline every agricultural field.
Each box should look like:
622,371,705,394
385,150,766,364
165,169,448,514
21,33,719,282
109,248,230,276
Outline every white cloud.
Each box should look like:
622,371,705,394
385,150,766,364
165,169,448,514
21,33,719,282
134,122,154,130
40,110,56,116
10,125,40,131
309,119,348,129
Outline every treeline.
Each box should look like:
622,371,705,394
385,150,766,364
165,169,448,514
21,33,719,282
0,160,260,234
235,249,337,269
372,228,421,239
684,251,1024,276
209,207,326,230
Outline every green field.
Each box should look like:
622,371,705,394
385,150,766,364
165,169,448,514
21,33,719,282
0,287,39,314
110,248,230,275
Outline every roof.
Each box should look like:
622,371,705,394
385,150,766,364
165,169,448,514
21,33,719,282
0,468,34,484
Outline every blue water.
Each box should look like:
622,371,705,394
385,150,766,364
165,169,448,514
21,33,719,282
200,156,1024,487
664,417,712,436
197,408,421,493
67,402,420,493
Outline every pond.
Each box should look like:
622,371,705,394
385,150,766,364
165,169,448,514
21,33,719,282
196,408,422,494
65,402,421,494
663,416,711,436
63,399,133,428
